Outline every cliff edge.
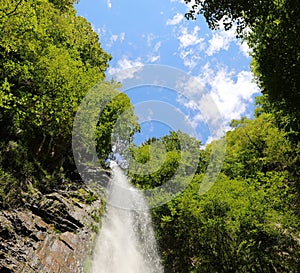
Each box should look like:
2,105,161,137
0,180,108,273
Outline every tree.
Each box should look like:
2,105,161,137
185,0,300,140
128,131,201,190
223,113,293,179
152,173,299,272
147,115,299,272
0,0,114,206
95,88,141,165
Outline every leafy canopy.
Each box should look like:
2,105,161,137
185,0,300,140
0,0,140,207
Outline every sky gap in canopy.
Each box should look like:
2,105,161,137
75,0,260,145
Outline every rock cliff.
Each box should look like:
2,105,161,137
0,177,109,273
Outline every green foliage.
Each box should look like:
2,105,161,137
184,0,273,36
72,80,140,171
185,0,300,140
224,113,300,208
0,0,117,207
0,2,299,273
223,113,293,179
96,91,140,164
69,188,99,205
183,4,300,255
128,131,202,190
146,115,299,272
0,167,23,208
153,173,299,272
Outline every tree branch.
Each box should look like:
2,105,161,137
0,0,24,19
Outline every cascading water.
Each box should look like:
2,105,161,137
91,163,164,273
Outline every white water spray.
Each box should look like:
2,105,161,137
91,163,164,273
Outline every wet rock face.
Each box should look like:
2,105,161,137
0,186,106,273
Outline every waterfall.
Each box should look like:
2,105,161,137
91,163,164,273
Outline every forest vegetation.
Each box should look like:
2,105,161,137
0,0,139,207
0,0,299,272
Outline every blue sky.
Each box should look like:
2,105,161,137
75,0,261,145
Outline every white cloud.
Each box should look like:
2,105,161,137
179,48,203,69
153,41,161,52
170,0,185,3
147,41,161,63
177,76,206,97
182,58,197,70
97,25,107,38
110,34,118,43
176,26,206,69
145,33,155,47
206,28,236,56
167,13,184,25
108,57,144,82
239,41,251,58
140,34,162,63
148,55,160,63
176,64,260,136
112,32,125,43
204,65,260,124
106,32,126,47
106,0,112,8
178,26,204,48
119,32,125,42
